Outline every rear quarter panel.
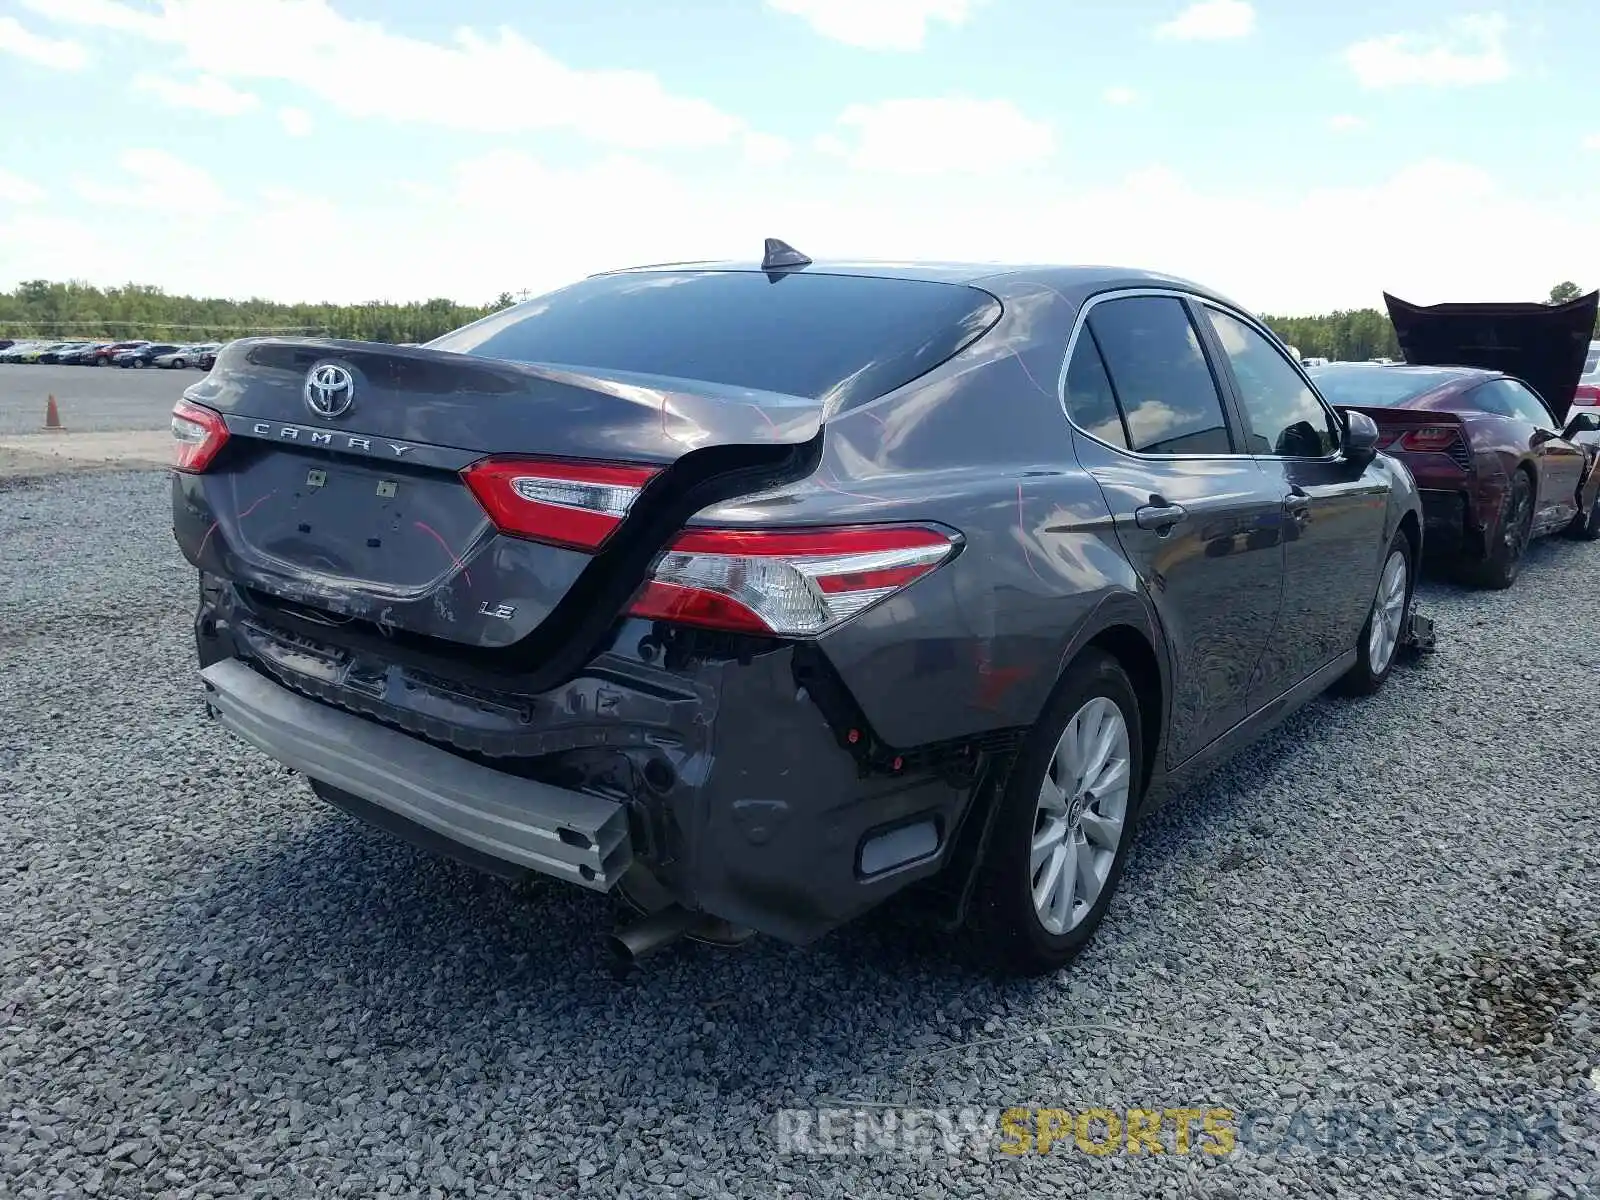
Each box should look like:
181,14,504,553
692,276,1162,749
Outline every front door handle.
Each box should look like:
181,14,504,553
1285,493,1312,515
1134,502,1188,531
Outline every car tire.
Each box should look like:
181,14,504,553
965,649,1145,977
172,358,186,369
1336,532,1412,697
1462,469,1534,589
1563,491,1600,541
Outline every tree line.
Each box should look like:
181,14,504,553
2,279,1593,360
0,281,513,345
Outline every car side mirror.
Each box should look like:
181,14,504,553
1342,409,1380,470
1562,412,1600,439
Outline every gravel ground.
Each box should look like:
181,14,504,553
0,364,186,435
2,468,1597,1199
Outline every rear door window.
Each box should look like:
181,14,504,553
427,270,1001,411
1085,296,1234,455
1061,332,1130,449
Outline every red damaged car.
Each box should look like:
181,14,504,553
1310,291,1600,588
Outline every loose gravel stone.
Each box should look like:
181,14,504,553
2,469,1599,1198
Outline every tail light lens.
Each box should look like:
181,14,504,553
628,524,959,637
1395,425,1460,452
1572,383,1600,406
171,399,229,472
462,457,661,552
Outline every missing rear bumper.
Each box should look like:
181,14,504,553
200,659,633,890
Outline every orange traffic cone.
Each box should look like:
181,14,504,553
42,394,65,432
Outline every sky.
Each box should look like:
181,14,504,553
1,0,1597,315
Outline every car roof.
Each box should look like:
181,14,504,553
1313,362,1492,381
598,259,1244,306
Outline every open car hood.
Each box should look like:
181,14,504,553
1384,290,1599,424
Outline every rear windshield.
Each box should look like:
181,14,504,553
1309,365,1473,407
427,269,1001,410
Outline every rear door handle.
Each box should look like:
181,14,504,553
1134,502,1188,531
1285,493,1312,515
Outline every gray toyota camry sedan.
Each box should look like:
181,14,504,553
171,241,1423,975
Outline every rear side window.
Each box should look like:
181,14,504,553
1474,379,1554,427
1061,333,1130,449
427,270,1001,411
1085,296,1233,455
1203,307,1340,457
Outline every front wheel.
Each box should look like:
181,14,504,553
966,650,1144,976
1337,534,1412,697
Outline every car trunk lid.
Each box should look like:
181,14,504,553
174,338,824,656
1383,290,1600,424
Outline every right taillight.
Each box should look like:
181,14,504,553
170,399,229,472
462,457,661,552
627,524,959,637
1573,383,1600,406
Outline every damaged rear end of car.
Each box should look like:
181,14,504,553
174,264,1003,956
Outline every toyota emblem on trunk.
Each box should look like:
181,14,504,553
304,363,356,418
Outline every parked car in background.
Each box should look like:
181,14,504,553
115,343,180,367
36,341,97,365
85,340,151,367
197,343,224,371
1571,340,1600,444
58,342,111,365
176,250,1423,975
0,341,45,362
1310,291,1600,585
0,339,14,352
155,343,221,369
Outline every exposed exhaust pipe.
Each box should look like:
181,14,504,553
608,904,700,967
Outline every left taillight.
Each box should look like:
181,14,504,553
627,524,959,637
461,457,661,552
170,399,229,472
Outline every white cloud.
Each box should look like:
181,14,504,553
18,0,766,152
0,170,47,205
1344,13,1511,89
74,148,230,217
765,0,979,50
134,72,261,116
820,98,1054,175
0,15,90,69
1103,86,1139,106
1154,0,1255,41
741,132,793,167
8,152,1599,318
279,106,314,137
1328,114,1366,132
1583,133,1600,151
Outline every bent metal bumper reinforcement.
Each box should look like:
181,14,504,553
198,660,632,890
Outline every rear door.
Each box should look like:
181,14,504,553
1062,292,1285,767
1195,303,1392,702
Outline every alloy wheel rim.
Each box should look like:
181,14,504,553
1030,696,1131,936
1367,548,1408,675
1506,482,1531,556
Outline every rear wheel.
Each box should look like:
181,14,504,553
1337,533,1411,697
966,650,1144,976
1463,470,1533,589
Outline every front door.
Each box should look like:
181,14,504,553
1194,303,1394,703
1061,293,1286,767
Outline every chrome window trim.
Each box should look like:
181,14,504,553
1053,286,1248,462
1191,298,1346,464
